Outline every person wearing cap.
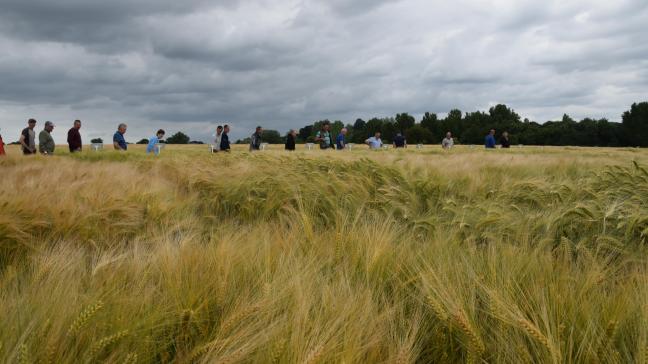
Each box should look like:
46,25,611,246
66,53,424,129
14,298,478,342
250,126,263,151
39,121,56,155
113,123,128,151
20,119,37,155
146,129,166,155
67,120,82,153
0,129,6,156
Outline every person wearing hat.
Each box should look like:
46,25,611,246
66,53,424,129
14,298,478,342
39,121,56,155
20,119,37,155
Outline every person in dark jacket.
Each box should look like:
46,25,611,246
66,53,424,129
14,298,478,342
285,129,296,151
67,120,82,152
499,131,511,148
20,119,37,155
393,132,407,148
220,125,231,152
485,129,496,149
250,126,263,151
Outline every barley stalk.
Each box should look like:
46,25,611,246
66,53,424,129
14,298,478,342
67,301,104,337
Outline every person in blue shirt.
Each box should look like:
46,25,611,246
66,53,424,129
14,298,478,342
365,132,383,149
485,129,496,149
113,123,128,151
336,128,347,150
220,125,231,152
146,129,166,155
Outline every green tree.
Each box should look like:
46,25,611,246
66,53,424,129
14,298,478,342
421,112,441,141
395,113,415,132
622,102,648,147
261,130,283,144
405,125,434,144
90,138,103,144
166,132,190,144
136,139,149,145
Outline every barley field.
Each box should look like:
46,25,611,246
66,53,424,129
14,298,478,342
1,144,648,363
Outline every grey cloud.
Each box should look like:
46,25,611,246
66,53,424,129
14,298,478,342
0,0,647,143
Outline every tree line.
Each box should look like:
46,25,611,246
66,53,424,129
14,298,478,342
281,102,648,147
68,101,648,147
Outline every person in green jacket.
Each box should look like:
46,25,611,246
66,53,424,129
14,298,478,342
39,121,56,155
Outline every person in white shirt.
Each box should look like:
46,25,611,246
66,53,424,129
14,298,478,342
365,132,383,149
442,132,454,149
213,125,223,153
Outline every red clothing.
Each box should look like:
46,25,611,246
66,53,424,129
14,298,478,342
0,135,5,155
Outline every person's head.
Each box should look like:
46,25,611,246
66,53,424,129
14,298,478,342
223,125,230,133
446,131,452,138
375,131,381,138
118,123,127,134
289,129,296,136
502,131,509,138
28,118,37,129
489,129,495,136
156,129,165,138
216,125,223,135
322,122,330,131
341,128,348,135
44,121,55,132
256,126,263,134
396,132,402,137
74,120,81,129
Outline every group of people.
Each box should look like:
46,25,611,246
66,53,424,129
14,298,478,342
0,119,513,157
9,118,83,155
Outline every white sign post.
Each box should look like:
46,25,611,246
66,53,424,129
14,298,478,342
306,143,314,150
91,143,103,152
260,143,268,151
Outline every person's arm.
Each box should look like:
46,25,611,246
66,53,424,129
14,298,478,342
38,132,46,153
365,138,371,146
19,132,32,152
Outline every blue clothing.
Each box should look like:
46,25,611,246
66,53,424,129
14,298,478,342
336,133,345,150
113,131,127,150
220,133,230,151
366,137,383,149
147,136,160,155
485,134,496,148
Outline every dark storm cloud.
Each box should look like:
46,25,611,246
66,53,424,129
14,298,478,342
0,0,647,144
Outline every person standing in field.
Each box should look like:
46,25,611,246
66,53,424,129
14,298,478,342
485,129,496,149
220,125,231,152
39,121,56,155
285,129,296,151
213,125,223,153
113,123,128,151
365,131,383,149
67,120,82,153
250,126,263,151
393,132,407,148
20,119,37,155
336,128,347,150
500,131,511,148
315,122,334,150
146,129,166,155
442,132,454,149
0,129,6,156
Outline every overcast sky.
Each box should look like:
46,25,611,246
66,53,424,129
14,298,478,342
0,0,647,143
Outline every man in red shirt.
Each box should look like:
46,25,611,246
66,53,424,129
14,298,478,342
67,120,82,152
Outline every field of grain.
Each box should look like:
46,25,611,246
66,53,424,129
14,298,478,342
1,144,648,363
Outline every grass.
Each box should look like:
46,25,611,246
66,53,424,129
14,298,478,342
1,144,648,363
